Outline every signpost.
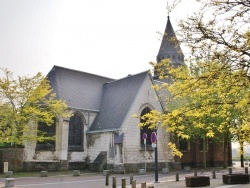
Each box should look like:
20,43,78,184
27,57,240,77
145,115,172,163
143,133,147,143
151,131,158,183
143,133,147,172
151,132,157,145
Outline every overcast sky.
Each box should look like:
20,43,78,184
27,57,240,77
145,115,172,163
0,0,199,79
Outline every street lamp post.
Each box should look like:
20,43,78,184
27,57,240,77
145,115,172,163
152,121,161,183
154,139,158,183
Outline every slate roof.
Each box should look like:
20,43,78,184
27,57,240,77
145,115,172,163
89,71,151,132
46,66,114,111
156,16,184,65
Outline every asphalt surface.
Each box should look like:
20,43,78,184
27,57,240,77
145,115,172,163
0,167,249,188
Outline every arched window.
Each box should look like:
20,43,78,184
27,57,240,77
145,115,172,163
36,118,56,150
140,107,153,147
68,112,84,151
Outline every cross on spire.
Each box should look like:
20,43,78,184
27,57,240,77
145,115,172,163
155,1,185,67
166,0,171,17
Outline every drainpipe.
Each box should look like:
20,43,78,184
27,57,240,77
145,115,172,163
87,111,90,130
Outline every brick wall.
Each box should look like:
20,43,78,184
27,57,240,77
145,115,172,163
1,148,25,171
180,140,230,168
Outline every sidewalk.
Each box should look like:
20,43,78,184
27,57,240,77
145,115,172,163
146,174,224,188
0,167,247,188
117,167,247,188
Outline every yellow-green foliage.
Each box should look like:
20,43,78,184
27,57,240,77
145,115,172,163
140,59,250,157
0,68,69,145
141,0,250,158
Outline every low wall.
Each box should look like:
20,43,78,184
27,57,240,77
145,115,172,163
23,161,61,171
106,162,169,173
0,148,25,172
23,161,88,171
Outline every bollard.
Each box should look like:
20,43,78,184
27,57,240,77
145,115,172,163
176,172,179,181
132,180,136,188
112,176,116,188
245,167,248,174
212,169,216,179
130,173,133,184
141,182,146,188
229,167,232,174
73,170,80,176
194,169,197,176
40,171,48,177
5,178,15,187
103,170,110,176
105,173,109,186
121,178,126,188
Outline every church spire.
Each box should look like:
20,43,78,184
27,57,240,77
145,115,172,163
156,15,184,65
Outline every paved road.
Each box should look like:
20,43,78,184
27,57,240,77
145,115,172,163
0,168,249,188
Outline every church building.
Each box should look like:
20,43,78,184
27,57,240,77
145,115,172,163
2,13,231,172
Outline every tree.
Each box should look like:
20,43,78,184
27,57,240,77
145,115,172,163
0,68,69,171
145,0,248,167
142,57,250,169
176,0,250,166
175,0,250,74
138,0,250,169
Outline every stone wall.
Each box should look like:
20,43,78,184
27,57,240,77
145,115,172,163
107,162,170,173
22,161,87,171
87,132,111,163
23,161,61,171
122,77,173,166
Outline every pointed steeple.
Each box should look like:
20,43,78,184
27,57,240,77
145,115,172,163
156,16,184,65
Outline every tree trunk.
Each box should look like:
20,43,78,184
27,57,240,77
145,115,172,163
240,141,244,168
203,137,206,169
223,136,228,168
14,144,17,173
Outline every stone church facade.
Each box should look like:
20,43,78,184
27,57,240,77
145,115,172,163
22,66,173,172
1,14,231,172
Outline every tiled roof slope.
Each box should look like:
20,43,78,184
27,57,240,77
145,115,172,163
46,66,114,111
89,71,150,132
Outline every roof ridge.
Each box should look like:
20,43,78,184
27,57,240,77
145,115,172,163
51,65,115,80
105,70,150,84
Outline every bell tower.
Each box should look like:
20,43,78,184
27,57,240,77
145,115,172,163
154,6,185,80
156,16,184,65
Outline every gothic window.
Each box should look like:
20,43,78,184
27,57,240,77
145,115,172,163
140,107,153,147
36,119,56,150
68,112,84,151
